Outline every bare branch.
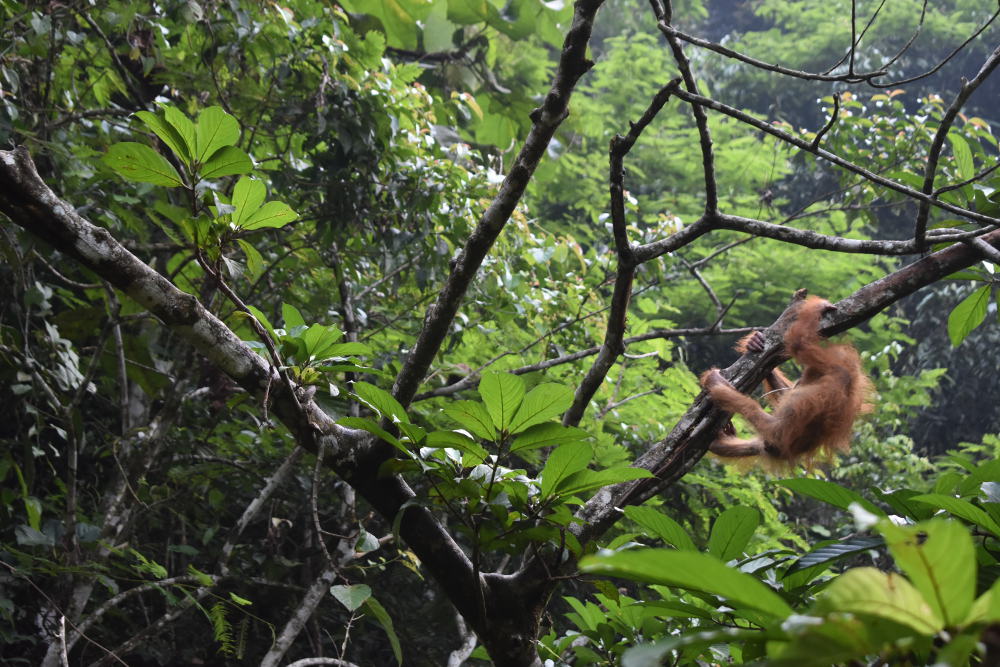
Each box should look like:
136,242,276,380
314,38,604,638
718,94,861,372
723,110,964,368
914,45,1000,249
391,0,606,408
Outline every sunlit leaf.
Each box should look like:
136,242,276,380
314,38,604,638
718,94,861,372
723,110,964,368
102,142,184,187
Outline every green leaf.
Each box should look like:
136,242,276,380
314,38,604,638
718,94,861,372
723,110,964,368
337,416,411,458
243,305,275,340
330,584,371,612
281,302,306,329
363,597,402,665
910,493,1000,536
623,505,696,551
707,506,760,562
23,496,41,531
201,146,253,179
510,422,590,454
443,401,496,440
240,201,298,230
580,548,793,619
507,383,574,434
313,341,368,361
163,106,196,162
231,177,266,227
425,430,489,465
228,592,252,606
947,285,990,346
135,110,191,164
196,106,241,162
947,132,975,182
102,142,184,187
235,239,264,280
352,382,409,425
811,567,942,634
479,372,525,432
776,478,885,516
540,442,592,500
878,518,975,626
554,467,653,498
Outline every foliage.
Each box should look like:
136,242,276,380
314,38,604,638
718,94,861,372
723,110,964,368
570,449,1000,665
0,0,997,665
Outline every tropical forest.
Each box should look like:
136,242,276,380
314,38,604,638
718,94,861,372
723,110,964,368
2,0,1000,665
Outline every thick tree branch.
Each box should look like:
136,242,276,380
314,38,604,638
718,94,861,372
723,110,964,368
0,147,487,651
564,81,679,426
571,227,1000,543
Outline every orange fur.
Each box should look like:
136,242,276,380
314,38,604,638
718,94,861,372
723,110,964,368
700,296,873,469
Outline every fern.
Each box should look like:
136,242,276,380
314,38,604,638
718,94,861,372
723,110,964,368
209,601,235,655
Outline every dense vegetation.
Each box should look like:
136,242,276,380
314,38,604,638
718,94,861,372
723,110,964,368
1,0,999,665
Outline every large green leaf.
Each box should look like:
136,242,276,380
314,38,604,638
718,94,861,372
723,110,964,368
240,201,298,230
135,110,191,164
910,494,1000,536
554,467,652,498
425,430,488,465
201,145,253,178
102,142,184,187
707,506,760,562
443,401,496,440
580,548,793,619
623,505,696,551
163,106,196,162
352,381,409,425
811,567,941,634
510,423,590,454
947,285,990,346
196,106,240,162
231,177,266,227
879,518,975,626
479,372,525,432
507,383,574,434
776,478,884,516
540,442,591,499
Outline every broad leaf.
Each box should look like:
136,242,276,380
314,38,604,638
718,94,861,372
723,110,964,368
102,142,184,187
786,535,884,574
540,442,591,499
352,381,409,424
231,177,266,227
443,401,496,440
201,145,253,178
507,383,574,434
811,567,942,634
163,106,196,162
879,518,975,626
135,110,191,164
510,422,589,454
777,478,885,516
196,106,240,162
910,493,1000,536
425,430,489,464
479,372,525,432
580,548,793,619
330,584,371,612
707,506,760,562
947,285,990,346
240,201,298,230
554,467,652,498
624,505,696,551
